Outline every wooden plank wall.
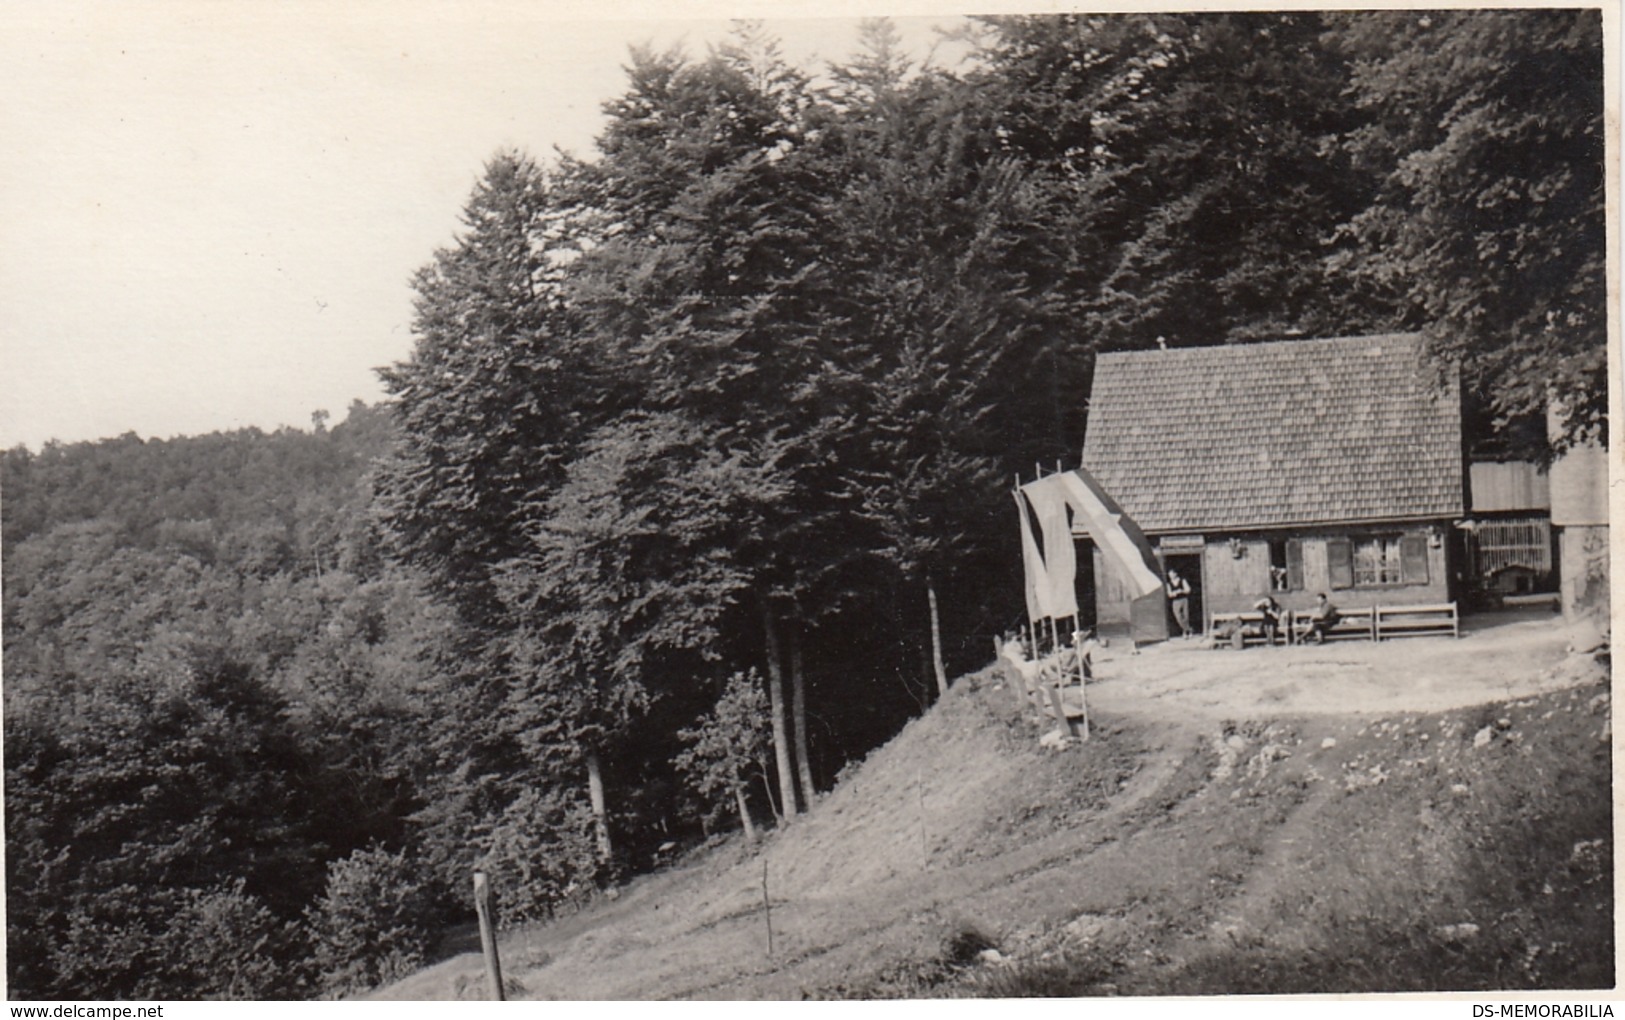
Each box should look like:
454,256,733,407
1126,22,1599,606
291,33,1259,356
1091,528,1454,632
1469,461,1549,513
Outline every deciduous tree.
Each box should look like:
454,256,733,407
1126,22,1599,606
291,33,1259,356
1331,9,1607,455
674,669,772,840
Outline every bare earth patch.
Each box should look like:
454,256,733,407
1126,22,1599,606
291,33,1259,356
1088,609,1587,720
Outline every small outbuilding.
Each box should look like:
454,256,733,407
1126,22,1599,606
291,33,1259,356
1077,334,1464,641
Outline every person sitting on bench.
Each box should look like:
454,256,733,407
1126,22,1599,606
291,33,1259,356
1305,592,1340,644
1252,595,1283,646
1059,629,1097,680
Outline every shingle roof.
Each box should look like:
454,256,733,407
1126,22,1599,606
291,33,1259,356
1080,334,1463,533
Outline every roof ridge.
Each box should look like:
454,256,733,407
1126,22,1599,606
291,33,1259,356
1096,332,1425,362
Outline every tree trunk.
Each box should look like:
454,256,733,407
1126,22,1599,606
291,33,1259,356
762,606,800,819
731,780,757,842
927,576,948,699
789,628,816,806
758,765,782,823
585,749,613,863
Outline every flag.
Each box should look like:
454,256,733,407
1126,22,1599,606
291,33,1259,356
1023,477,1080,619
1013,489,1051,623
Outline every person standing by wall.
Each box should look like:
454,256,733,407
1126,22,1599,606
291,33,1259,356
1166,568,1193,638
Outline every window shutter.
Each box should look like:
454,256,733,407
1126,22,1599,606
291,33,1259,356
1400,533,1430,585
1327,538,1354,589
1285,539,1304,591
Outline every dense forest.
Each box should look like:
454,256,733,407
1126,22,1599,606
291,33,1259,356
3,12,1605,999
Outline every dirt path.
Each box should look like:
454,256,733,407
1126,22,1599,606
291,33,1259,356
373,610,1604,1000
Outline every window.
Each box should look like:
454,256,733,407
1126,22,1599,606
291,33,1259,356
1268,538,1304,591
1328,532,1430,588
1467,518,1553,580
1353,536,1404,586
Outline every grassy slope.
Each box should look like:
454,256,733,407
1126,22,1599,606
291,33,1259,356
377,644,1613,999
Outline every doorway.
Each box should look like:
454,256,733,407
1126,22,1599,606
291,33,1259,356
1163,553,1204,636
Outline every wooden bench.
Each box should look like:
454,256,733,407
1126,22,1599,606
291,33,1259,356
1287,603,1459,643
1290,606,1375,643
1374,602,1459,640
1209,611,1287,647
1502,592,1559,610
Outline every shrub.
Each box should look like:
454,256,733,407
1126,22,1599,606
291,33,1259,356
306,845,436,997
39,882,306,1000
154,882,308,999
475,785,604,924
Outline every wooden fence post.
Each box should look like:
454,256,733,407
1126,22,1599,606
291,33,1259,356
918,768,928,869
761,858,775,957
473,871,505,1001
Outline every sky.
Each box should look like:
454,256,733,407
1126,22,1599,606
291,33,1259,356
0,0,978,451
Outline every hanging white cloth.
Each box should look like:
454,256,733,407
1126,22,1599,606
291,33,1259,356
1021,477,1080,619
1013,489,1053,623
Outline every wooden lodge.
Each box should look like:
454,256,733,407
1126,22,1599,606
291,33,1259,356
1075,334,1466,642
